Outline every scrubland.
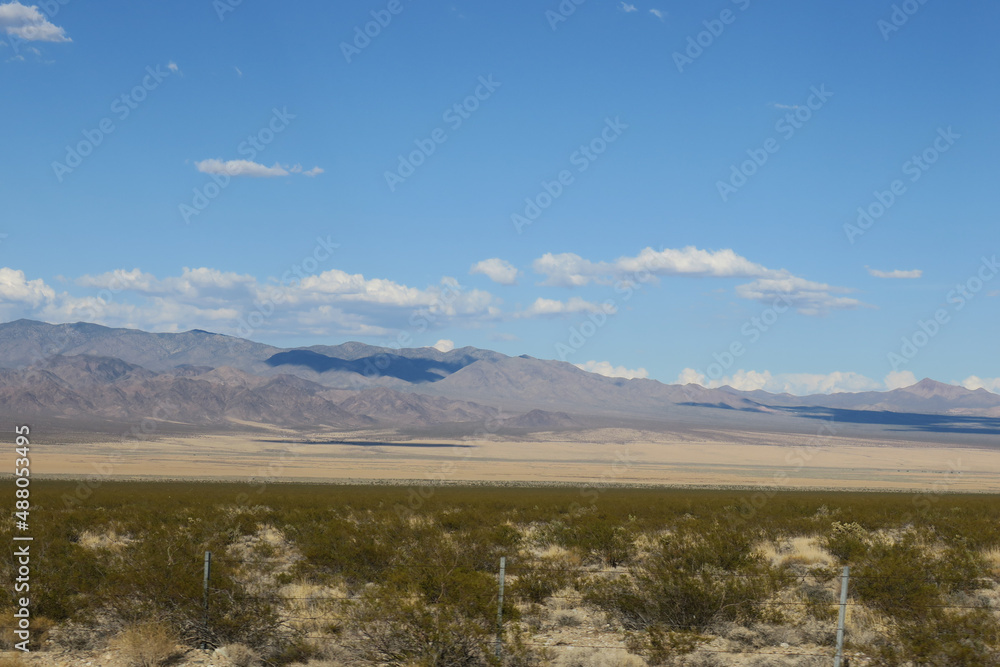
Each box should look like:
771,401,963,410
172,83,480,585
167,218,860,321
2,482,999,666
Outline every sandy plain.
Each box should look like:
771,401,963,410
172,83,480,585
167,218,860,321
29,426,1000,492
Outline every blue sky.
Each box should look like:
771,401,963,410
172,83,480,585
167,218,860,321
1,0,998,394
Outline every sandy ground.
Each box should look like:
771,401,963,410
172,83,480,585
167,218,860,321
29,426,1000,492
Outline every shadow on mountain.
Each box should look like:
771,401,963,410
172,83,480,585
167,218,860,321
678,401,768,413
265,350,470,383
774,406,1000,435
256,438,474,448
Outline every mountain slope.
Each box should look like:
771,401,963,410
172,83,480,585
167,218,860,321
1,321,998,433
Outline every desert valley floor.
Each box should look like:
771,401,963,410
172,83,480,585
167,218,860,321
31,426,1000,492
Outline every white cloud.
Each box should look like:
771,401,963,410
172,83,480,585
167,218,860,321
674,368,884,395
676,368,706,386
867,267,922,279
5,265,502,340
534,246,772,287
470,258,519,286
516,297,607,318
619,2,638,11
771,102,803,110
167,61,180,74
234,66,243,77
289,164,324,177
0,2,70,42
432,339,455,352
533,246,863,315
0,267,56,306
196,159,289,178
575,360,648,379
734,276,862,315
959,375,1000,394
649,8,665,19
884,370,918,390
78,267,256,299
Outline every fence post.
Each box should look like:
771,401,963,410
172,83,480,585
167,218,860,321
833,565,849,667
202,551,212,650
495,556,506,660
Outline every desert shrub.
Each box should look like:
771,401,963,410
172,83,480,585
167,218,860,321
221,643,260,666
351,593,493,667
109,621,178,667
554,515,637,567
870,607,1000,666
555,610,585,627
510,562,571,604
850,535,940,620
10,482,1000,663
268,638,323,665
624,627,705,666
586,526,783,634
823,521,870,563
287,514,398,585
95,528,285,651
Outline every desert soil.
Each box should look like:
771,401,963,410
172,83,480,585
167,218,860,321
30,426,999,492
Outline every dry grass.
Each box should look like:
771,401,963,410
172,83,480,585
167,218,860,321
279,580,345,636
109,621,178,667
535,543,576,561
757,536,833,568
0,655,25,667
844,602,893,649
218,643,260,667
552,647,648,667
78,528,134,551
546,586,584,612
983,546,1000,574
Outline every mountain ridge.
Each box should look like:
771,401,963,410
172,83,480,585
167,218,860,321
1,320,997,435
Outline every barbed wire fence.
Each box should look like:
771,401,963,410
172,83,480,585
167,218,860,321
192,552,999,664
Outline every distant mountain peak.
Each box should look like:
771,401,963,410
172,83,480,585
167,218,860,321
899,377,969,399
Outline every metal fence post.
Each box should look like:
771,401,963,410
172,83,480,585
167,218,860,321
202,551,212,650
495,556,506,660
833,565,849,667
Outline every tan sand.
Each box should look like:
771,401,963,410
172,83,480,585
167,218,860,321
29,427,1000,492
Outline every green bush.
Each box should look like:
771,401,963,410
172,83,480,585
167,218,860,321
351,593,494,667
585,526,782,633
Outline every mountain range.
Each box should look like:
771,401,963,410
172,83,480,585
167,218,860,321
1,319,998,439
